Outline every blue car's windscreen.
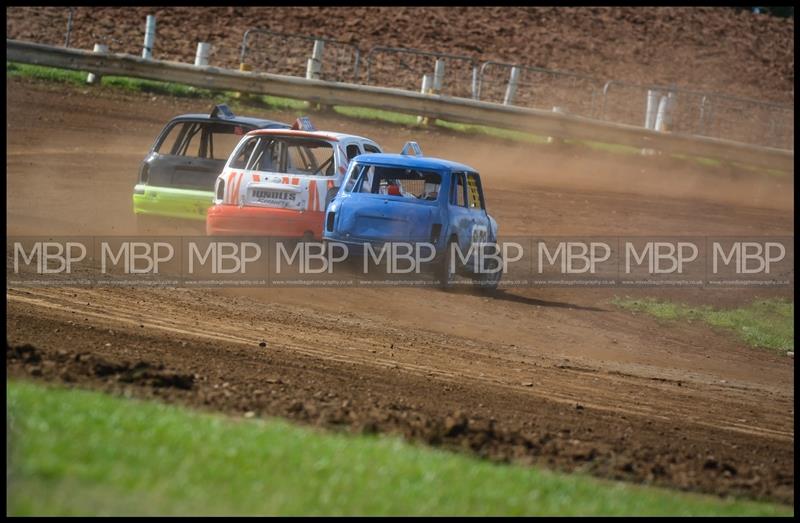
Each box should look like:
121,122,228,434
345,165,442,202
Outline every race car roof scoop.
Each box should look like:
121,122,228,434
400,141,423,157
210,104,235,120
291,116,317,132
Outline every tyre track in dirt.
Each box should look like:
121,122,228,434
7,290,795,504
8,286,793,443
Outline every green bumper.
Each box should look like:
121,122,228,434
132,184,214,222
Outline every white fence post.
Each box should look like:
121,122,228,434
433,58,445,94
654,93,671,132
306,39,324,80
503,66,520,106
642,89,661,155
86,43,108,84
546,106,566,145
645,89,660,130
194,42,211,67
142,15,156,60
698,95,711,135
417,74,432,125
665,92,676,129
471,66,479,100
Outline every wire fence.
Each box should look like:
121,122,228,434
476,61,605,119
601,81,794,150
239,29,360,83
57,7,148,57
364,46,477,99
25,7,797,151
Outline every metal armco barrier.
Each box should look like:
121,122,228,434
6,39,793,171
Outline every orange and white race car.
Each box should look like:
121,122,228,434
206,118,382,238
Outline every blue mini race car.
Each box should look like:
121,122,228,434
323,142,501,289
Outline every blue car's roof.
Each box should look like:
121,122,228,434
171,114,290,129
353,153,477,173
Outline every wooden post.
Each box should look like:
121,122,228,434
233,63,253,102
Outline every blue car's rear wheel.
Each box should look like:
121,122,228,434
437,238,457,290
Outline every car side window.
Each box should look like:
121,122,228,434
343,163,363,193
251,139,280,172
466,173,484,210
154,122,184,154
229,137,258,169
450,173,467,207
358,166,376,193
169,122,204,157
363,143,381,154
208,123,248,160
346,144,362,161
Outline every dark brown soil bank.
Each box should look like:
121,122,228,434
6,6,794,102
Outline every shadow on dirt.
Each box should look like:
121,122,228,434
436,286,606,312
490,290,606,311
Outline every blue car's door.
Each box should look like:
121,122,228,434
447,171,492,270
447,172,475,259
465,172,492,244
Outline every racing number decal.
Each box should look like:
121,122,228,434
308,180,319,212
235,172,246,205
225,171,237,204
466,175,487,247
471,225,488,245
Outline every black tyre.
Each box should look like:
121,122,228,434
475,246,502,295
437,238,457,290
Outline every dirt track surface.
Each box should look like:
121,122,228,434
5,77,795,504
6,6,794,103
